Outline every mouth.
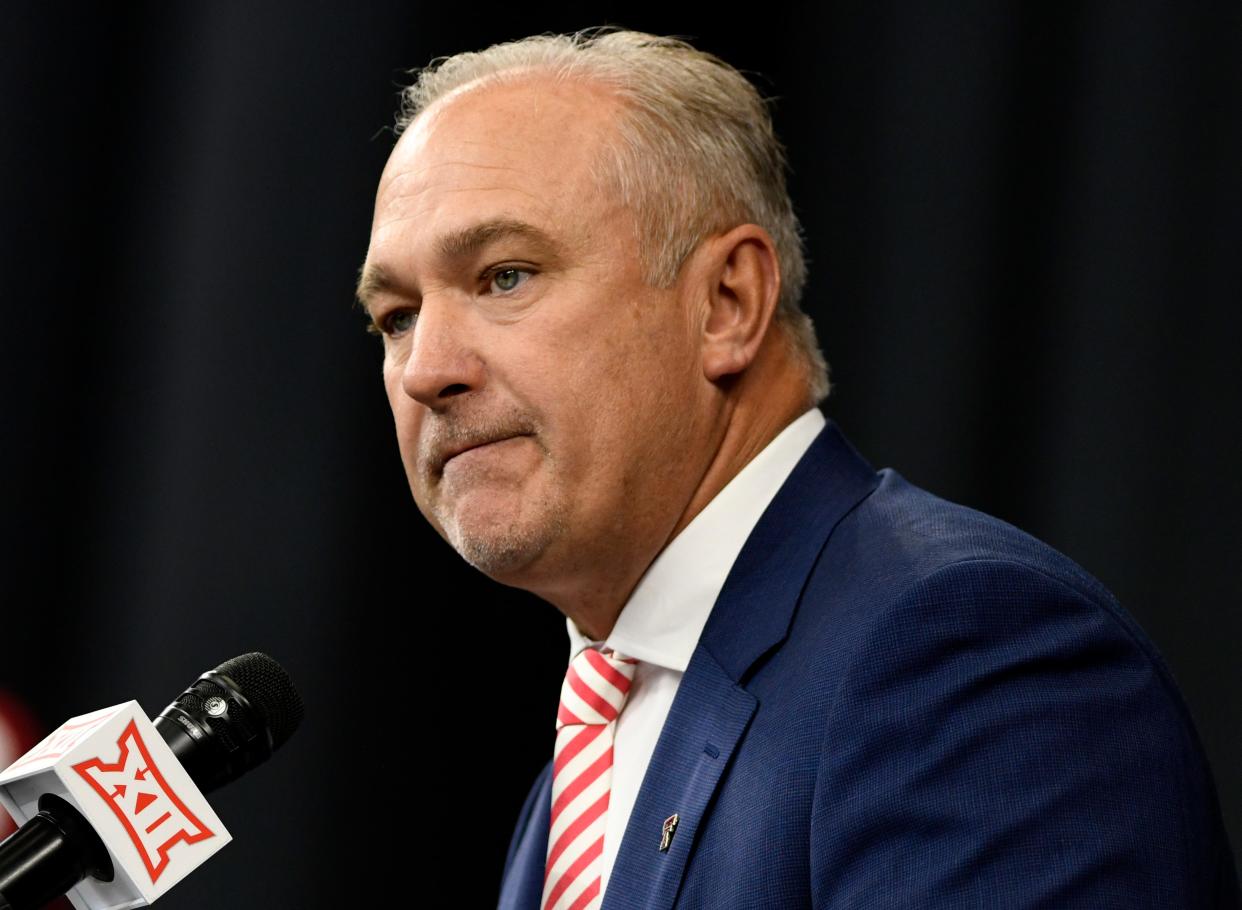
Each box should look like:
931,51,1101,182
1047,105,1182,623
436,433,532,474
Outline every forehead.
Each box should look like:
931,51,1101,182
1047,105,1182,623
372,76,625,248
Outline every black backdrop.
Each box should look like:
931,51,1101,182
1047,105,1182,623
2,3,1239,906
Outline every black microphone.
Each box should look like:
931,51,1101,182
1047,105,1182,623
0,652,304,910
154,652,304,795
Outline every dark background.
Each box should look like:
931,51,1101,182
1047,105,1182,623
2,2,1238,906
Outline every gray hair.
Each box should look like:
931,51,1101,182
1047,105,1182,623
397,28,830,404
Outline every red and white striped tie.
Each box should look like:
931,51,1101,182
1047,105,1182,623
542,646,638,910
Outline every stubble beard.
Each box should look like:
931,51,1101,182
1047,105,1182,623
438,480,569,578
414,407,568,579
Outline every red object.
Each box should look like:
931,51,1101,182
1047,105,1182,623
543,649,638,910
0,689,44,838
0,691,77,908
73,719,215,883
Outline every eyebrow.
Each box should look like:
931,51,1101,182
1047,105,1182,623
436,218,560,262
354,263,395,314
354,218,562,313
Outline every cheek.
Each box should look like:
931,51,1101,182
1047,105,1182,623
383,375,424,476
558,346,689,476
383,356,413,416
382,344,409,390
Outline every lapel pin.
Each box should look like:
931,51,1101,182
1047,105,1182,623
659,813,680,852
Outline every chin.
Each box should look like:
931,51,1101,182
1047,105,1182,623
454,538,539,578
440,505,566,582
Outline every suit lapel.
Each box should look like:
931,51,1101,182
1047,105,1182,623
601,648,756,910
602,421,879,910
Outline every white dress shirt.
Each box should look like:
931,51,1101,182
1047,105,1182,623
564,407,826,898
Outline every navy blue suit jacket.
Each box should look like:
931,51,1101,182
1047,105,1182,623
499,422,1239,908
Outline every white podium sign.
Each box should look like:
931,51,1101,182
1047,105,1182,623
0,702,230,908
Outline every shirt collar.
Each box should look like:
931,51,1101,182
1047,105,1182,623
567,408,827,671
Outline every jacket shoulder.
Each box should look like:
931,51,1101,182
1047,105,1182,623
786,472,1236,905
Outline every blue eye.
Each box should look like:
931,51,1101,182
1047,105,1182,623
384,310,416,336
490,268,530,293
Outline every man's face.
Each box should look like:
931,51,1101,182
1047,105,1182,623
361,78,711,595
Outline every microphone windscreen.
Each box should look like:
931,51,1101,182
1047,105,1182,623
210,653,304,750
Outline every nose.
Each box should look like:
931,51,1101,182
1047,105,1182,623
400,296,485,409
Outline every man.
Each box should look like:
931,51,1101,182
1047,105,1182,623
358,29,1238,909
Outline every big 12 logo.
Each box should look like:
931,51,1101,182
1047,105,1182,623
73,719,215,882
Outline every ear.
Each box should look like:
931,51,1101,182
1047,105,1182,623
695,224,782,382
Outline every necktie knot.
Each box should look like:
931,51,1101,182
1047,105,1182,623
556,647,638,730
